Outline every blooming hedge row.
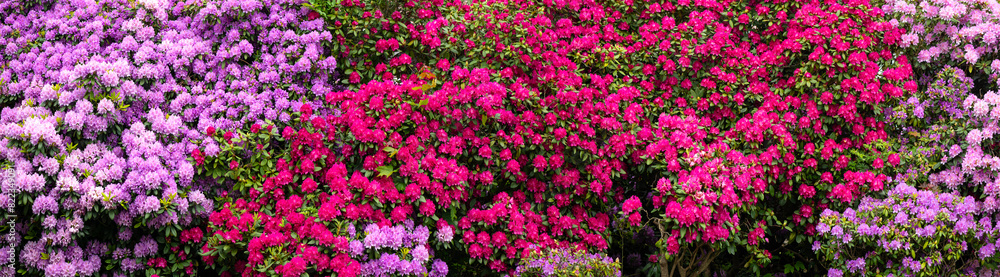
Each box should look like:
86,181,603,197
8,0,1000,276
305,0,915,274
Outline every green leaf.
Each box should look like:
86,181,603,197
383,146,398,158
376,166,395,177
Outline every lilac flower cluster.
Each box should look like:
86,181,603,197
0,0,337,274
904,66,1000,199
824,64,1000,276
884,0,1000,75
513,245,621,277
886,66,978,190
352,221,448,277
815,183,1000,276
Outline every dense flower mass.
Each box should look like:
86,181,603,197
514,246,621,277
295,0,916,273
816,183,999,276
884,0,1000,78
814,15,1000,273
199,114,452,276
18,0,1000,275
0,0,337,275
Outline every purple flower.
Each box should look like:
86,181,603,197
20,117,60,145
430,260,448,277
119,227,132,241
817,223,831,234
13,172,42,193
120,258,144,272
893,212,909,225
830,225,844,237
42,216,57,229
915,224,935,237
44,261,75,277
133,195,161,214
97,99,115,114
846,258,865,273
347,223,357,237
64,111,85,130
410,225,430,245
32,196,58,215
543,263,556,275
956,216,975,234
981,243,996,258
411,245,429,263
363,224,383,249
436,225,453,243
133,236,157,257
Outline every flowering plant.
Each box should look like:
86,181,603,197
0,0,337,275
0,0,938,275
815,183,998,276
817,61,1000,277
306,0,915,274
883,0,1000,82
884,66,974,190
200,106,456,276
514,246,621,277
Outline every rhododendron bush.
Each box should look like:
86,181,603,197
302,0,915,275
811,0,1000,272
816,184,999,277
514,246,621,276
0,0,337,275
199,110,455,276
883,0,1000,86
813,64,1000,276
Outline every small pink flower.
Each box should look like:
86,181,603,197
532,155,547,171
437,59,450,71
506,160,520,173
798,185,816,198
628,212,641,226
300,103,313,117
872,157,884,169
301,178,317,193
887,153,900,166
623,196,641,214
419,200,436,216
478,145,492,158
349,71,360,83
192,149,205,166
800,205,813,217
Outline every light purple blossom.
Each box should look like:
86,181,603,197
411,245,429,263
133,236,157,257
32,195,58,214
436,225,453,243
430,260,449,277
846,258,866,273
44,261,75,277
